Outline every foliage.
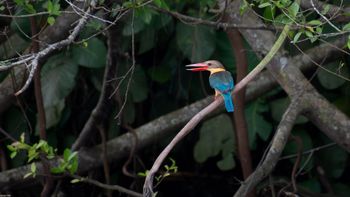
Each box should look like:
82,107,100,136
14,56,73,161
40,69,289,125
1,0,350,196
7,133,78,178
138,158,178,186
193,114,235,170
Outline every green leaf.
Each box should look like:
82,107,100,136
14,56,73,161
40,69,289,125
36,140,46,150
317,145,348,178
288,2,299,17
307,20,322,26
41,53,78,128
176,23,216,62
7,145,16,152
68,151,77,161
193,114,235,164
20,133,25,143
292,31,302,43
258,2,271,8
274,14,292,25
347,36,350,50
217,153,235,171
51,166,64,174
47,16,55,25
122,16,145,36
10,151,17,159
245,101,273,149
153,0,169,9
305,30,313,38
136,7,153,24
342,22,350,31
42,100,65,130
154,0,162,7
321,4,331,15
270,97,308,124
130,66,149,102
317,61,350,89
24,3,36,14
240,0,249,15
69,157,78,174
47,0,60,16
263,5,276,21
63,148,71,161
31,163,36,173
72,38,107,68
27,149,39,162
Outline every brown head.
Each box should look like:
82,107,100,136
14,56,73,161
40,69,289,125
186,60,225,74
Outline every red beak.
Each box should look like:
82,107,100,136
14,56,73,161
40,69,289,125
185,63,208,71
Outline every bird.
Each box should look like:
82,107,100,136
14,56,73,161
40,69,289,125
186,60,234,112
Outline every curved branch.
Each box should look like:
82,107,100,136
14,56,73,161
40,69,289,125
143,12,293,196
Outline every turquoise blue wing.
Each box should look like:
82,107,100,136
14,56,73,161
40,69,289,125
209,71,234,93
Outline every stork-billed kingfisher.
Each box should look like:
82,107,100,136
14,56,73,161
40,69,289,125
186,60,234,112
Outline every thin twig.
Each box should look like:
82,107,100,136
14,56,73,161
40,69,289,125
279,142,336,160
311,0,341,32
70,174,142,197
14,0,98,96
290,135,303,193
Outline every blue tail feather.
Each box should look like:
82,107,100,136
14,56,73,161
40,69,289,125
222,93,234,112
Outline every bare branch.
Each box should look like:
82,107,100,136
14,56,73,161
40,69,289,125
233,102,301,197
70,175,142,197
14,0,98,96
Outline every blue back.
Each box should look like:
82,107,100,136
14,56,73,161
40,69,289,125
209,71,234,94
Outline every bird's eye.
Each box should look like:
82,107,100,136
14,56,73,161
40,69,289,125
208,63,212,66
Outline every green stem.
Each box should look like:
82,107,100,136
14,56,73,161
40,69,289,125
233,24,290,94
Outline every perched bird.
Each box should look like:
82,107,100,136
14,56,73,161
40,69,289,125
186,60,234,112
